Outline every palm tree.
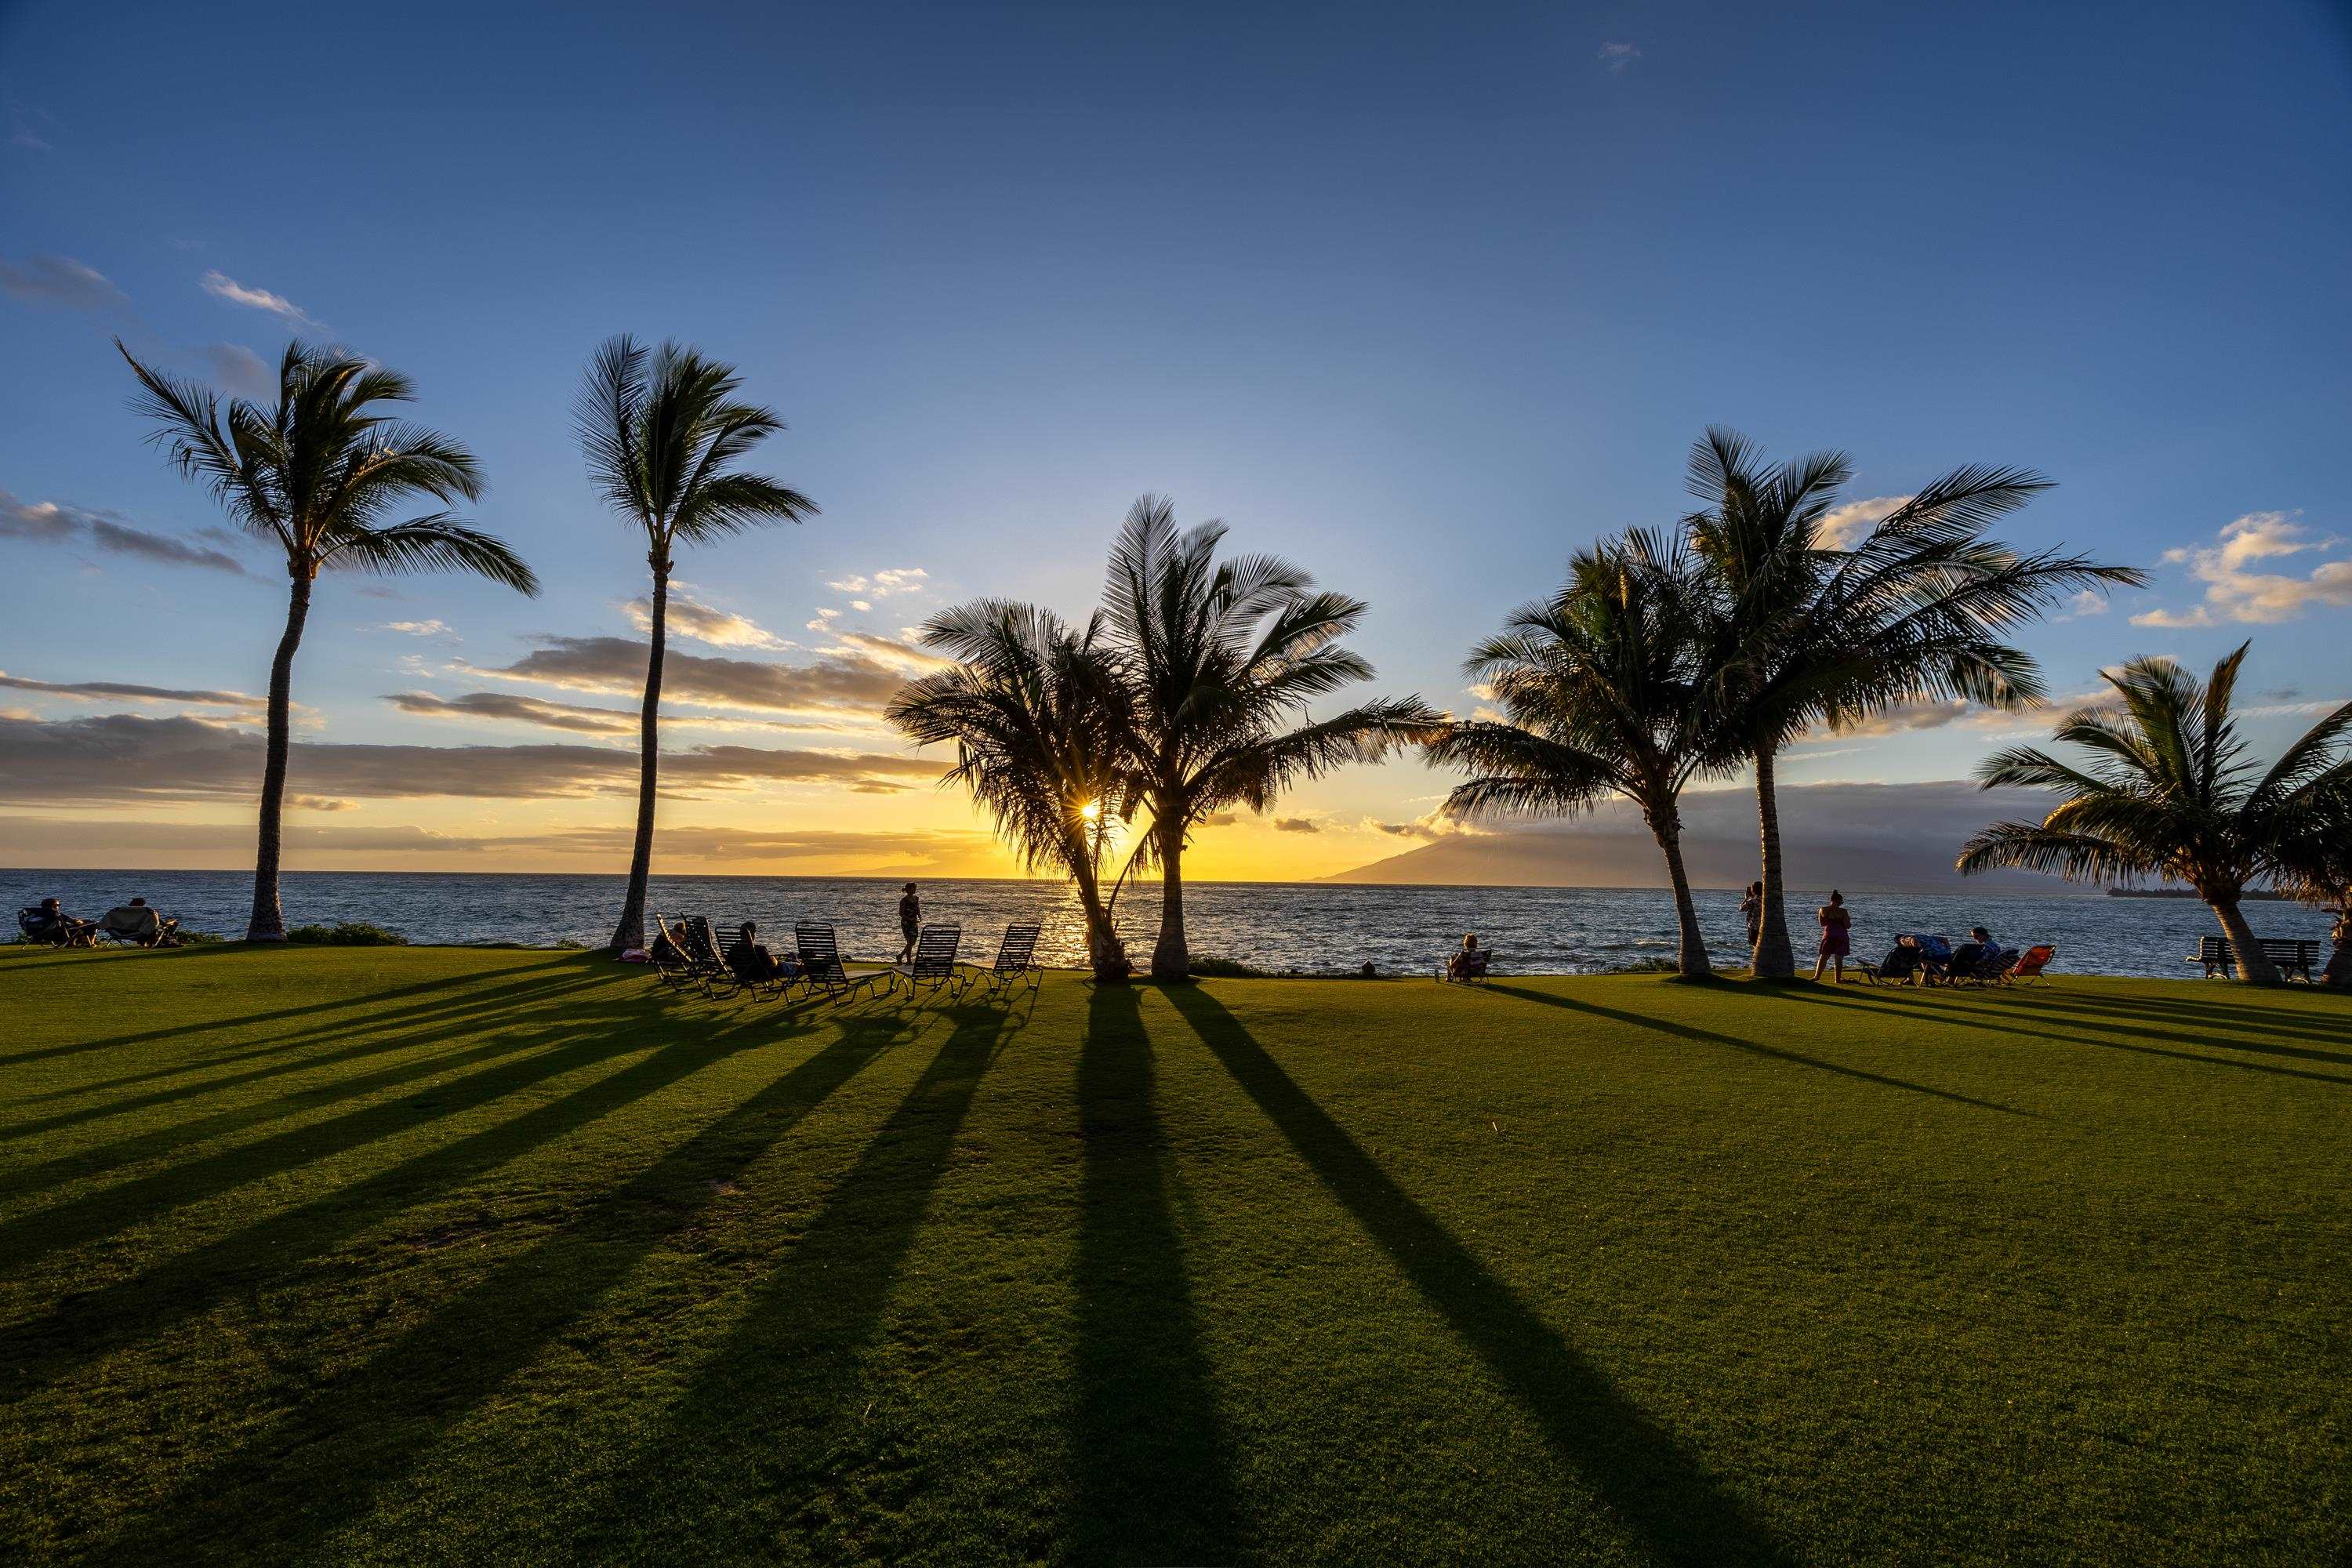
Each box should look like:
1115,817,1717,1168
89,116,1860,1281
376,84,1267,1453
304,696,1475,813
1957,644,2352,985
575,336,818,953
1427,532,1731,978
1682,428,2143,978
118,339,538,942
2276,784,2352,986
1098,495,1438,980
888,601,1140,981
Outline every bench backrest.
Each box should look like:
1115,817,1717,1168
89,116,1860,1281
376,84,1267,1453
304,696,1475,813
2199,935,2318,960
991,922,1040,972
910,924,961,978
795,922,845,975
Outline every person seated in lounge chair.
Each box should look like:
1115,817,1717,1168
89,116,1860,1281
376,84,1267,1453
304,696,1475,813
19,898,96,946
728,920,795,983
99,897,179,947
1951,927,1997,976
1875,934,1925,983
1446,934,1490,980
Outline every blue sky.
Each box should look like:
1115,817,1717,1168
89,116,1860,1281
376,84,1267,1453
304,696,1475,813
3,0,2349,879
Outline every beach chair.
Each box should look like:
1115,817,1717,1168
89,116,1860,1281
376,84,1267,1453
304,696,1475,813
717,923,793,1000
1951,946,2017,986
889,924,964,1002
2009,945,2056,985
794,922,892,1002
17,907,96,948
648,913,703,993
1436,949,1491,984
965,922,1044,1000
96,905,179,948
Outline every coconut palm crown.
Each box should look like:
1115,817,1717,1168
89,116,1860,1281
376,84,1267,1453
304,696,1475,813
575,336,818,953
118,338,538,942
1682,426,2144,978
1428,531,1733,978
1099,495,1439,980
888,601,1140,981
1958,643,2352,984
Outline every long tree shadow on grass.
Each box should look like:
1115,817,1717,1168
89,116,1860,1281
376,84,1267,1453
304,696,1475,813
1766,985,2352,1087
0,953,596,1067
548,1005,1015,1560
1167,986,1794,1568
0,1000,879,1403
1947,988,2352,1061
1069,983,1247,1564
1484,983,2034,1117
96,1011,917,1562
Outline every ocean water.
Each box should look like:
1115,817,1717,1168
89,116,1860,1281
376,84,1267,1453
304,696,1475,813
8,869,2336,980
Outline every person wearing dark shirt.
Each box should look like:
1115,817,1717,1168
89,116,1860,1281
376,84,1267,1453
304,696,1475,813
898,883,922,963
728,920,789,982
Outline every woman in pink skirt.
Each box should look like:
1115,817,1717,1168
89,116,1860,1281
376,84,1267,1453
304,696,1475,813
1813,889,1852,982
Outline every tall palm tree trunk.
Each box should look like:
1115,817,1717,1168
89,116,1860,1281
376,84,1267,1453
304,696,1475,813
1650,809,1713,980
2208,892,2282,985
610,555,669,953
1750,745,1796,979
1072,855,1131,982
247,570,314,942
1152,813,1190,981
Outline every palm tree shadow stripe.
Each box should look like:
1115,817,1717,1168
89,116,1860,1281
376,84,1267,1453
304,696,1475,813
2,1018,792,1402
1167,988,1792,1566
91,1023,901,1557
1069,985,1247,1560
1486,984,2035,1116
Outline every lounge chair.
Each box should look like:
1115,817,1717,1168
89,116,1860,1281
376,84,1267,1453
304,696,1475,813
1950,946,2018,986
652,913,737,998
965,922,1044,1000
717,923,795,1000
2009,945,2056,985
889,924,964,1001
794,922,892,1002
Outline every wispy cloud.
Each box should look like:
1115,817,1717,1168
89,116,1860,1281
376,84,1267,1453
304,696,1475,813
0,672,266,710
465,633,915,728
200,269,320,326
826,567,928,599
379,619,456,639
7,102,54,152
2129,510,2350,626
386,689,637,735
194,342,275,399
1,485,251,575
1597,41,1642,73
0,254,127,310
624,591,793,651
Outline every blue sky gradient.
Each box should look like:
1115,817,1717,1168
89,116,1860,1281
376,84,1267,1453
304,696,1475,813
4,0,2349,877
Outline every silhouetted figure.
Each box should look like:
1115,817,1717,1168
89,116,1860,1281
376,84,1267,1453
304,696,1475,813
1813,890,1852,982
898,882,922,963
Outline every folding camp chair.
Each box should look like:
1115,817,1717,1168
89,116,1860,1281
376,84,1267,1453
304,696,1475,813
794,922,892,1002
889,924,964,1001
2009,945,2056,985
964,922,1044,1000
1436,949,1491,983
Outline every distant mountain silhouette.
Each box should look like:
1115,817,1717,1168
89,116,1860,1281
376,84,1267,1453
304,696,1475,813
1327,780,2060,892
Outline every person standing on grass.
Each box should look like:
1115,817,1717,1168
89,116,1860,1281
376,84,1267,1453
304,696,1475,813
1813,889,1852,983
898,882,922,963
1740,880,1764,952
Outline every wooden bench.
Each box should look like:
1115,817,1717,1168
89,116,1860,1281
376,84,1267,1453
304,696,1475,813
2189,935,2321,983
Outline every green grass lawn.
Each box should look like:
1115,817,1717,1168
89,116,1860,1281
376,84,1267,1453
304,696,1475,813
2,945,2347,1565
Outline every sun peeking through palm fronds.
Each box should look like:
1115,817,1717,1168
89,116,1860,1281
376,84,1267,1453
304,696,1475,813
1099,495,1439,980
575,336,818,953
117,338,538,942
1427,532,1733,979
1958,643,2352,985
889,601,1142,981
1682,426,2145,978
